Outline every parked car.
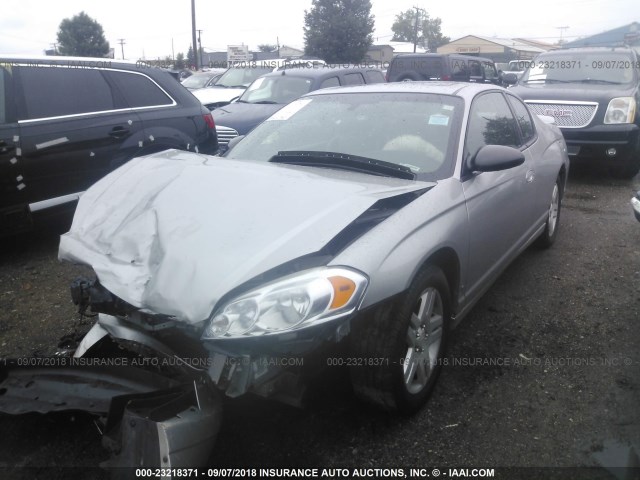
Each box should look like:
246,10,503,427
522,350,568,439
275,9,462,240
387,53,501,85
505,59,531,81
0,82,568,468
181,69,226,90
0,55,218,237
213,66,385,150
632,190,640,221
507,47,640,178
193,58,326,110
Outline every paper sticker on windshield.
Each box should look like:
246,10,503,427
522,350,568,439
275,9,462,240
442,105,454,111
428,114,450,126
267,98,313,121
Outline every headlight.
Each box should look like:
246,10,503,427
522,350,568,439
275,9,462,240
604,97,636,124
202,267,368,339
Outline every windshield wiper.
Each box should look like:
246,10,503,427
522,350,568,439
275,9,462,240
251,100,279,104
577,79,623,85
523,79,573,84
269,151,416,180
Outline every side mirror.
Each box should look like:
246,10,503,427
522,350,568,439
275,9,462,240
470,145,525,172
502,73,518,85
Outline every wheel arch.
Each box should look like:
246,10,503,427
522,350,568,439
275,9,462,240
414,247,461,313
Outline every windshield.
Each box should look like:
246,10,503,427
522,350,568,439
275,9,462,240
521,52,636,84
508,61,530,71
215,66,274,88
226,92,463,180
182,74,212,88
239,75,313,104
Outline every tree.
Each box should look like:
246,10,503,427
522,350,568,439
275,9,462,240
56,12,110,57
175,53,186,70
391,9,450,52
304,0,374,63
187,46,195,68
258,44,277,53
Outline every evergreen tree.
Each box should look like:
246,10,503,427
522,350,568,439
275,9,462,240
57,12,110,57
304,0,374,63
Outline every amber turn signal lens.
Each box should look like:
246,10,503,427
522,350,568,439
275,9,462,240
328,276,356,309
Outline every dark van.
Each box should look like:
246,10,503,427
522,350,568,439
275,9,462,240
0,55,218,236
387,53,500,85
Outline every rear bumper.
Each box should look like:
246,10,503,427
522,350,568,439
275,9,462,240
561,123,640,164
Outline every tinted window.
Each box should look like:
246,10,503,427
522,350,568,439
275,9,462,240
507,95,536,144
391,57,443,80
450,59,469,80
18,66,116,120
482,62,497,79
320,76,340,88
106,71,173,108
465,92,520,161
344,73,364,85
365,70,385,83
468,61,483,77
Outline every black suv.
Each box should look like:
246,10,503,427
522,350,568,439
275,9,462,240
508,47,640,178
0,56,218,236
387,53,500,85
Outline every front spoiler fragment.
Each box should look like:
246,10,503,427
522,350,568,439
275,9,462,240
0,363,222,469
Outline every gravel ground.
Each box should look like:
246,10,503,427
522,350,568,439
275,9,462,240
0,165,638,480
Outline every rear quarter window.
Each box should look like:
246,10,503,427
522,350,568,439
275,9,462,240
320,76,340,88
106,71,174,108
364,70,385,83
506,95,536,145
344,73,365,85
17,66,117,120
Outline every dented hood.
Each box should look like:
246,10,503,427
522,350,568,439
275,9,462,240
59,150,431,324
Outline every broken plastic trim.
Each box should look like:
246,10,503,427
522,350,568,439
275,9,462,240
0,363,222,469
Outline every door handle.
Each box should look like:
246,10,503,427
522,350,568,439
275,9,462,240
109,127,130,139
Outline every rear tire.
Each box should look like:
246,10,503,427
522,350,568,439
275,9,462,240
535,176,562,249
349,265,450,414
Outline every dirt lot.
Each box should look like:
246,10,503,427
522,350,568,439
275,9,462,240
0,165,638,479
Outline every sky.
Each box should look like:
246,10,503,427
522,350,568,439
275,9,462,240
0,0,636,60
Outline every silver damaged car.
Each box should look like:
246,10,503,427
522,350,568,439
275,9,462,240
0,82,569,469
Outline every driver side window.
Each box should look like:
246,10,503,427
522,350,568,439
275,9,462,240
464,92,520,168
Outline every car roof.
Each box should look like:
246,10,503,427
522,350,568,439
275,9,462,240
303,81,502,100
256,66,382,80
541,46,637,55
0,54,143,69
393,53,496,63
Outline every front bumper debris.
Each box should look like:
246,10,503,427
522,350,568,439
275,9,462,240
0,362,222,469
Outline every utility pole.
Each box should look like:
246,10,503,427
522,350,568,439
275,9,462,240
412,6,421,53
556,26,569,44
117,39,126,59
197,29,204,68
50,43,58,55
172,38,175,61
191,0,199,70
277,36,280,58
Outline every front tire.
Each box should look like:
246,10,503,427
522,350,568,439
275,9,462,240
350,266,451,414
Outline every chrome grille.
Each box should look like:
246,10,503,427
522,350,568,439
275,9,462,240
215,125,239,146
524,101,598,128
